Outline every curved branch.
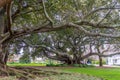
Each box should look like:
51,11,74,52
6,1,12,35
0,32,10,44
82,52,120,60
10,21,120,42
42,0,54,26
83,7,120,19
69,23,120,38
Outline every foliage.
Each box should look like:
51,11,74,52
73,64,88,67
4,0,120,66
46,63,58,67
46,63,94,67
92,60,106,65
19,54,31,64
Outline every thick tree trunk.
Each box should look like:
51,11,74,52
0,7,9,70
0,44,7,68
0,0,12,8
99,56,103,67
0,42,10,76
65,57,82,65
0,8,5,69
0,51,5,68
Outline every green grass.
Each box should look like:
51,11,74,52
7,63,46,67
62,67,120,80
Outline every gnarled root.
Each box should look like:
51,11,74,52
0,66,66,80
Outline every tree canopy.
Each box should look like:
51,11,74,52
1,0,120,78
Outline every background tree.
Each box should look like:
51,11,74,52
19,47,31,64
13,28,120,66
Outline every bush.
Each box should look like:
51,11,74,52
82,64,88,67
46,63,69,67
73,64,80,67
61,64,68,67
19,54,31,64
73,64,94,67
8,62,19,64
93,60,106,65
46,63,56,67
46,63,95,67
88,65,95,67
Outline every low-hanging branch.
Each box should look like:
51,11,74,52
20,39,70,57
11,20,120,41
18,39,120,62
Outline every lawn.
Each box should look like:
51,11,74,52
62,67,120,80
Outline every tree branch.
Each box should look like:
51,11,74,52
83,7,120,19
10,21,120,42
97,3,117,25
0,32,10,44
42,0,54,26
69,23,120,38
6,0,12,35
82,52,120,60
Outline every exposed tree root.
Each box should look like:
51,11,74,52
0,67,9,76
0,66,69,80
8,67,35,80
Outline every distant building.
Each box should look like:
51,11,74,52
107,54,120,65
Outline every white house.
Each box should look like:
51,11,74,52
107,54,120,65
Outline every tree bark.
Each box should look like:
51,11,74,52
0,7,9,70
0,0,12,8
0,43,8,69
99,56,103,67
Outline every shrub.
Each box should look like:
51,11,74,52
82,64,88,67
46,63,95,67
46,63,69,67
73,64,95,67
46,63,56,67
88,65,95,67
61,64,68,67
19,54,31,64
93,60,106,65
73,64,80,67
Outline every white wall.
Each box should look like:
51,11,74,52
107,55,120,65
